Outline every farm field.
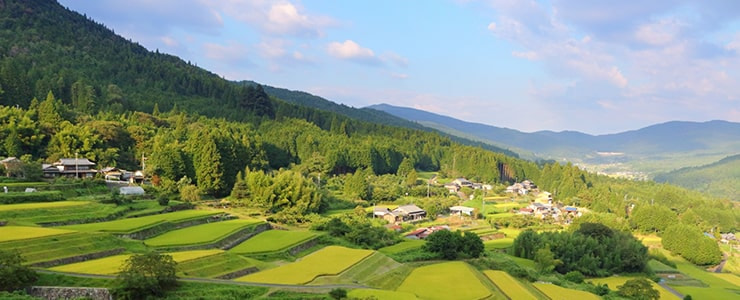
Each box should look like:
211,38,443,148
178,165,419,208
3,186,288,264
228,230,316,254
533,283,600,300
49,250,223,275
484,238,514,250
484,270,538,300
177,252,256,278
0,226,75,242
348,289,418,300
145,219,262,247
396,261,491,300
589,276,680,299
236,246,373,284
62,210,222,233
0,232,138,264
0,201,169,225
378,240,425,255
0,201,87,211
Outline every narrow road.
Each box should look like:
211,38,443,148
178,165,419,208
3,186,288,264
658,279,684,299
37,270,370,290
714,252,728,273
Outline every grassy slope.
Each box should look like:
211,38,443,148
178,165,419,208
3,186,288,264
62,210,221,233
0,232,143,264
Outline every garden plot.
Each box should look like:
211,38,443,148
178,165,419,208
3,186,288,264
62,210,222,233
589,276,679,299
228,230,316,254
533,283,600,300
177,252,257,278
49,249,223,275
0,226,75,242
484,270,538,300
396,261,491,300
145,219,263,247
235,246,373,284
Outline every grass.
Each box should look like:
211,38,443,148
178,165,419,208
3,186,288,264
145,219,262,247
396,261,491,300
533,283,600,300
309,252,405,287
504,254,536,269
589,276,680,299
177,252,256,278
0,226,76,242
348,289,418,300
636,234,663,247
235,246,373,284
228,230,316,254
48,250,223,275
0,201,88,212
378,240,425,255
649,259,679,273
484,270,538,300
62,210,222,233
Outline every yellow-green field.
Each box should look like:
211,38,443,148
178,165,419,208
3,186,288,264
712,273,740,286
236,246,373,284
651,248,740,298
348,289,418,300
0,201,87,212
484,270,538,300
636,234,662,247
378,240,425,255
484,238,514,250
49,249,223,275
229,230,316,254
0,226,76,242
589,276,679,299
145,219,262,247
396,261,491,300
62,210,222,233
533,283,600,300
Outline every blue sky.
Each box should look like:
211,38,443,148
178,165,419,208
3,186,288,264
59,0,740,134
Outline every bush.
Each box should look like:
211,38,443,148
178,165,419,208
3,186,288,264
0,250,38,292
617,278,659,300
0,191,63,204
564,270,584,283
180,184,200,202
113,252,178,300
424,230,484,260
329,288,347,300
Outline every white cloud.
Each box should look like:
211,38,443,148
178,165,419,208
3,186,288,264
207,0,334,38
202,41,250,64
327,40,381,65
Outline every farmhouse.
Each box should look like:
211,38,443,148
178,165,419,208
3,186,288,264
449,205,475,216
404,225,450,239
393,204,427,222
452,178,473,187
43,158,97,178
0,157,22,177
373,207,401,223
444,182,460,193
506,180,538,195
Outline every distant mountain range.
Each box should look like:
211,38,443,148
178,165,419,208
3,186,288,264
655,154,740,200
367,103,740,176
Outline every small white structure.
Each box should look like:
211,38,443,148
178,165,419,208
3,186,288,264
119,186,145,195
24,188,37,193
449,205,475,216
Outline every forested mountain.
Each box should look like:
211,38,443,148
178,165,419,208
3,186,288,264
369,103,740,174
654,154,740,200
0,0,736,233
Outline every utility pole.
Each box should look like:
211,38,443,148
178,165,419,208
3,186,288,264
75,151,79,179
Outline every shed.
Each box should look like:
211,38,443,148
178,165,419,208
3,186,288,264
449,205,475,216
119,186,146,195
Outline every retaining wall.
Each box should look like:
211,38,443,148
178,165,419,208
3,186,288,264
28,286,112,300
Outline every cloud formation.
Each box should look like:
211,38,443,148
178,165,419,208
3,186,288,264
327,40,382,65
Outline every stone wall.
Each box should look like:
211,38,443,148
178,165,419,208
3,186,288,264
215,266,259,279
288,237,319,256
28,286,112,300
157,222,271,252
117,213,231,240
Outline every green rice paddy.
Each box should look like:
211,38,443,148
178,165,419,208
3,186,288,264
228,230,316,254
145,219,262,247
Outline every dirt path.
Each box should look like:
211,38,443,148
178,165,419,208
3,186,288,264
37,270,370,290
658,279,684,299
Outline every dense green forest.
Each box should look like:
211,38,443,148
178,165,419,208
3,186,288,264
654,154,740,200
0,0,737,237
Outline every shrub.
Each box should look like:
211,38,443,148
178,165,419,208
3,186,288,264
329,288,347,300
617,278,659,300
0,191,63,204
564,270,584,283
113,252,178,300
0,250,38,292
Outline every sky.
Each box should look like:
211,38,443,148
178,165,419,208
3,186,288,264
58,0,740,134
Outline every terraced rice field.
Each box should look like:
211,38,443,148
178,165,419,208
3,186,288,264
145,219,262,247
589,276,680,299
309,252,404,286
348,289,418,300
236,246,373,284
484,238,514,250
0,226,76,242
533,283,600,300
378,240,425,255
0,232,134,264
228,230,316,254
178,252,256,278
484,270,538,300
62,210,222,233
0,201,87,211
396,261,491,300
49,249,223,275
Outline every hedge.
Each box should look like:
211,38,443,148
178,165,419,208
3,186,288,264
0,191,64,204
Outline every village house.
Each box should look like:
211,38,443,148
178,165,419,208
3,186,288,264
0,157,22,177
373,207,401,223
506,180,538,195
449,205,475,216
42,158,97,179
444,182,460,194
404,225,450,239
392,204,427,222
452,178,473,188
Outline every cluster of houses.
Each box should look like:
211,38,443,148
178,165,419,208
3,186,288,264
443,178,492,194
39,158,144,183
517,202,581,222
506,180,537,195
404,225,450,239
